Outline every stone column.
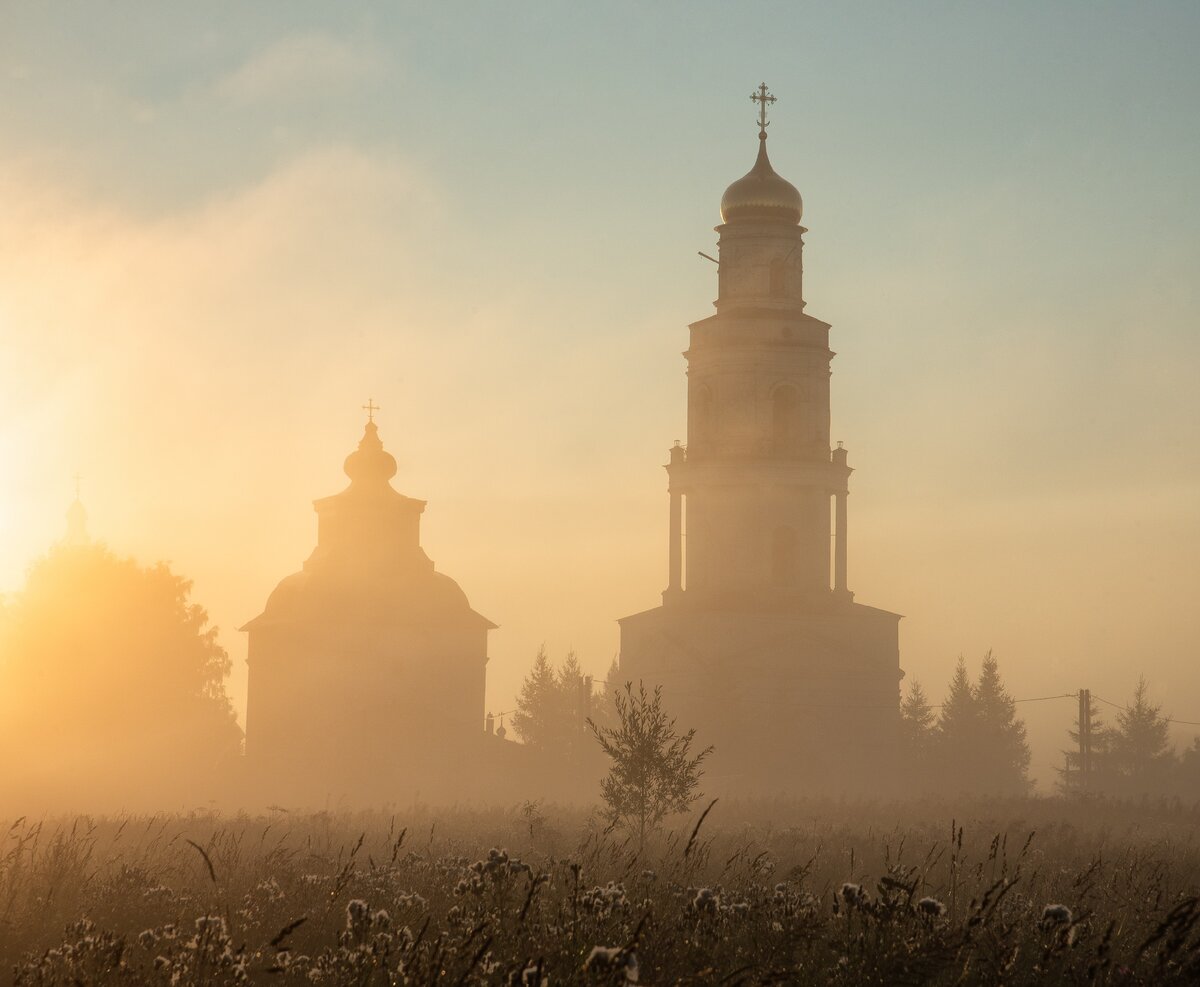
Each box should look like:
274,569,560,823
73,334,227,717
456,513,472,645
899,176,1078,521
668,488,682,592
831,442,853,602
834,490,848,595
664,442,686,605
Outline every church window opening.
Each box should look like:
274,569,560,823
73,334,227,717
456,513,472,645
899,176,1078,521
772,526,798,586
772,385,798,452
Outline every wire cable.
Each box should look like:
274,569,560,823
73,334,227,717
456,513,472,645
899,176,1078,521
1091,693,1200,728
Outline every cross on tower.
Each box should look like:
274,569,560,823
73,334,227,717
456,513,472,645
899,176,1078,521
73,472,82,499
751,82,776,137
362,398,380,424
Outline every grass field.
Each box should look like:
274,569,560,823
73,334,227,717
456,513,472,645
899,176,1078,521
4,797,1200,984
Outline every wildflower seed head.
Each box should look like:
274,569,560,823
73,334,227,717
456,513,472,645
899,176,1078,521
1041,903,1073,926
346,899,370,932
917,896,946,917
839,883,866,907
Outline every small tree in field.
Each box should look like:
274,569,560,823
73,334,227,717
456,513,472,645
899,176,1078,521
588,682,712,850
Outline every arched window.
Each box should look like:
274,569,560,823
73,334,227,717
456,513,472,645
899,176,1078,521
772,385,797,452
772,526,798,586
692,386,713,445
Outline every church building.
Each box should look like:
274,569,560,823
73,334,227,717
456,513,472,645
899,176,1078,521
242,410,496,801
618,87,902,793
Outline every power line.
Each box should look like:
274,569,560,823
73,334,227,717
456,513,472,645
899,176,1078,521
1091,693,1200,728
663,692,1080,712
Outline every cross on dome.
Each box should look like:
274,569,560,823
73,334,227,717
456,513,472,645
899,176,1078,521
362,398,380,424
720,83,802,225
751,82,776,137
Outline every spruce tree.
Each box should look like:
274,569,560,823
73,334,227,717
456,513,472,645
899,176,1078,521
556,650,589,759
1175,738,1200,794
936,656,979,791
511,645,559,748
1058,698,1113,795
512,647,601,764
558,650,585,697
1111,677,1174,793
974,650,1031,794
603,657,622,699
587,657,623,732
900,678,936,778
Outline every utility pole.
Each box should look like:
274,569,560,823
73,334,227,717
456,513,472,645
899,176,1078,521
1078,689,1092,793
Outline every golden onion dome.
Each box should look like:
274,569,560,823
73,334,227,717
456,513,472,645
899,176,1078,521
719,133,803,225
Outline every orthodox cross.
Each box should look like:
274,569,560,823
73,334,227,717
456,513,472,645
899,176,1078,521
362,398,380,423
751,82,776,136
73,472,82,499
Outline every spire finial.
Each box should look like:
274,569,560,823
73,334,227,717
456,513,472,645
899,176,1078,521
73,472,82,499
751,82,776,139
362,398,380,424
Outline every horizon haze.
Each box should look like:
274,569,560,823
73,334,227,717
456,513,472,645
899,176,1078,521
2,2,1199,791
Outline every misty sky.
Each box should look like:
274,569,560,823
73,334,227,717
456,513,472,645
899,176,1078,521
2,2,1199,785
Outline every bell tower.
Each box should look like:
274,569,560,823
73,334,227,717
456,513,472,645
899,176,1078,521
620,87,901,795
665,83,852,610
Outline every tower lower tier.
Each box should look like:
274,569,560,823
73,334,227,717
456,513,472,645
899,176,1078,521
617,600,902,795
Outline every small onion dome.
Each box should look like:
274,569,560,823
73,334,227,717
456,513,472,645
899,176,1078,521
719,134,802,225
344,421,397,485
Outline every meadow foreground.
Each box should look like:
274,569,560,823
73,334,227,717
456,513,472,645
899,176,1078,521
4,797,1200,985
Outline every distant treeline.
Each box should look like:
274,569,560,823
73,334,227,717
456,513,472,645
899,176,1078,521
899,653,1200,798
5,540,1198,809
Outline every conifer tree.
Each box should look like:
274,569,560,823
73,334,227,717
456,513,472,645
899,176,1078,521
974,650,1031,794
1111,677,1174,792
511,645,559,748
558,650,585,706
556,650,589,759
585,657,623,733
1058,699,1113,795
1175,738,1200,794
935,656,979,791
512,646,599,759
900,678,936,772
603,657,622,699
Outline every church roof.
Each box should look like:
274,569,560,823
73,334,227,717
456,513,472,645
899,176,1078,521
241,411,497,633
719,132,802,226
240,568,497,632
